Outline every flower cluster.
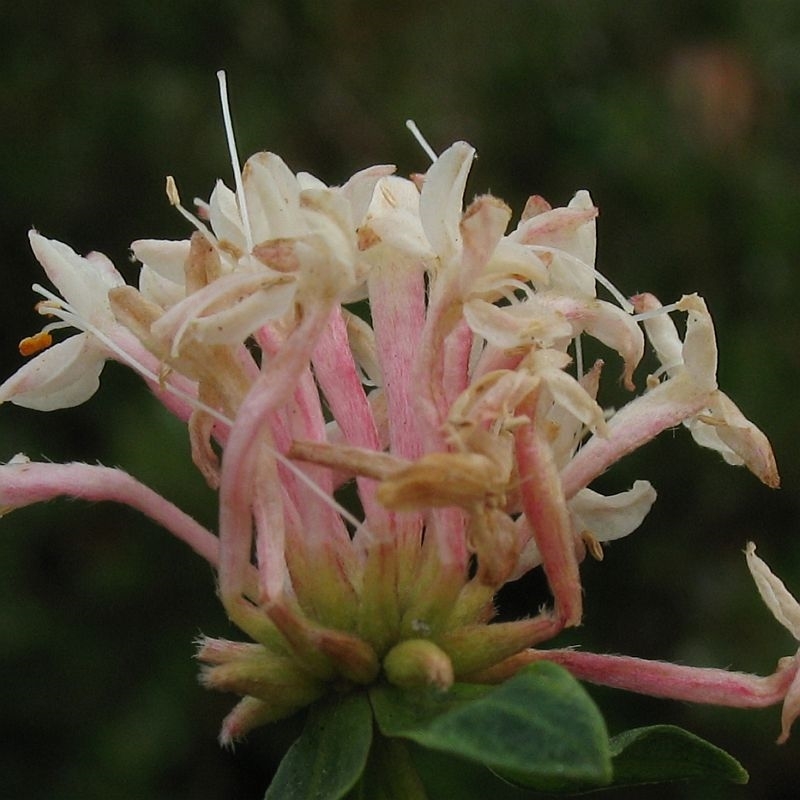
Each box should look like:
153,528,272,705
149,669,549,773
2,84,797,748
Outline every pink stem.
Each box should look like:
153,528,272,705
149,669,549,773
367,258,427,560
529,648,798,708
312,306,385,527
561,379,710,499
218,305,337,608
413,279,457,450
367,259,427,460
442,318,474,407
515,398,582,627
0,460,219,566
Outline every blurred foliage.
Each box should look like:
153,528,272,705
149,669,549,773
2,1,800,797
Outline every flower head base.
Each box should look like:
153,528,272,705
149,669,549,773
0,76,791,752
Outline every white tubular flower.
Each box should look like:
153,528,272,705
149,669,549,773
637,293,779,487
242,151,306,243
359,174,435,264
0,232,126,410
568,481,658,548
150,267,297,356
746,543,800,743
418,140,476,268
132,238,191,309
510,480,658,579
509,190,599,298
0,335,107,412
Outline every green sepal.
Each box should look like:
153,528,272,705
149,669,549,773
265,690,373,800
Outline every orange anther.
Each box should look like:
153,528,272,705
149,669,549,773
18,331,53,357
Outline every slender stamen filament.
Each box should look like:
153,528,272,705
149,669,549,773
193,197,211,220
527,245,634,313
217,70,254,253
631,300,682,322
166,177,217,244
405,119,438,163
573,334,584,381
496,277,537,305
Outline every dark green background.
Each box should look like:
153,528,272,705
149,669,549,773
2,2,800,798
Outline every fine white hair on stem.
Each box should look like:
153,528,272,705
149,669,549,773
217,70,254,253
405,119,438,163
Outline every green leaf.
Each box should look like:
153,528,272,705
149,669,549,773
371,662,612,793
266,691,373,800
347,734,429,800
410,744,543,800
607,724,748,788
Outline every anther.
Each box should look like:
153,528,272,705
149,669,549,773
166,177,216,242
581,530,605,561
18,331,53,357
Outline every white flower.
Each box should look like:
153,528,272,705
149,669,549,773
638,293,779,487
0,232,125,410
746,543,800,743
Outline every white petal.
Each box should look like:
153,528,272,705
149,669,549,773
188,281,298,346
568,481,657,543
708,392,779,488
340,164,396,224
243,151,303,242
151,271,297,355
361,176,434,261
208,181,247,254
566,190,597,270
529,352,608,437
746,542,800,640
636,293,683,372
298,189,362,292
778,659,800,744
510,193,598,297
138,266,185,309
296,171,327,190
480,238,550,291
131,239,191,285
688,394,779,488
459,195,512,295
419,141,475,263
29,232,124,316
677,294,718,393
0,335,105,410
540,293,644,390
463,297,571,350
